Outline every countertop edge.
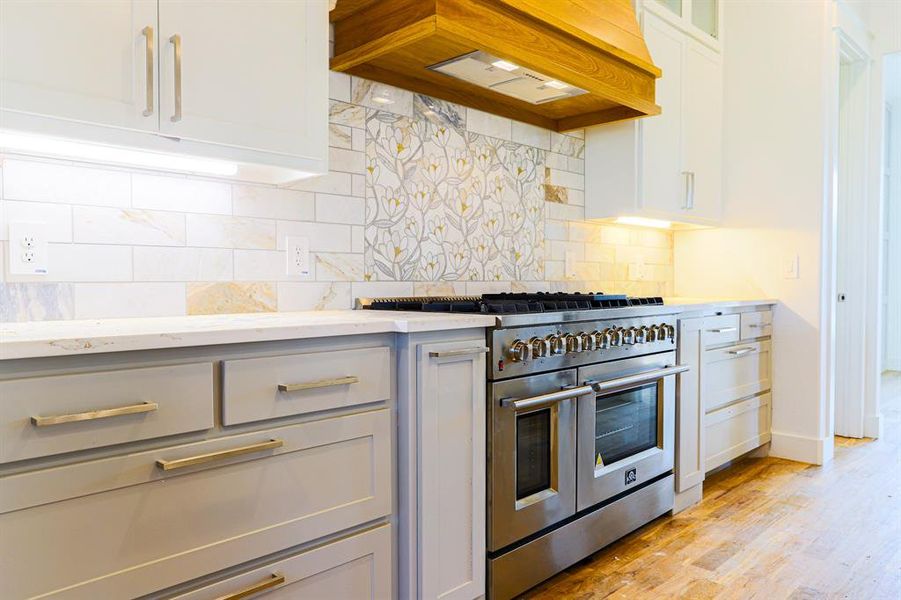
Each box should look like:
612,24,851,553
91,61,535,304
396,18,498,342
0,300,776,361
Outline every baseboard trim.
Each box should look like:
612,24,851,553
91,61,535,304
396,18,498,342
769,430,833,465
864,412,883,439
673,484,703,514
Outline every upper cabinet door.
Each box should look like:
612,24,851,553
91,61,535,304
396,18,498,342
157,0,327,159
640,11,685,216
682,41,723,222
0,0,157,132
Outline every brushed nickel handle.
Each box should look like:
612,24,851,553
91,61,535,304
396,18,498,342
681,171,690,209
142,26,154,116
156,439,283,471
688,171,696,209
501,385,594,410
727,347,755,356
429,346,489,358
278,375,358,392
708,327,737,333
32,401,158,427
218,573,286,600
169,33,182,122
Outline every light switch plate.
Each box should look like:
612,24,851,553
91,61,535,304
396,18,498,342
8,221,49,275
285,236,311,276
782,254,799,279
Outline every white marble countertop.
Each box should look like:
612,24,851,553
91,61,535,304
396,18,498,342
0,298,777,361
0,310,497,360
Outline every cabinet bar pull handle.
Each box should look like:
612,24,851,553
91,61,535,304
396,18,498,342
156,439,283,471
688,171,696,209
278,375,359,392
429,346,489,358
217,573,286,600
681,171,690,209
32,401,158,427
708,327,737,333
142,26,154,116
169,33,182,122
727,347,755,356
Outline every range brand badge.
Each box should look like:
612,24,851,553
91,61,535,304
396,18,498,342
625,468,637,485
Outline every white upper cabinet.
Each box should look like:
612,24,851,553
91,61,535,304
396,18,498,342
654,0,720,46
585,4,723,226
0,0,157,132
682,41,723,221
157,0,326,160
0,0,328,183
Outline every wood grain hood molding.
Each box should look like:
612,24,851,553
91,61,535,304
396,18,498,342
330,0,662,131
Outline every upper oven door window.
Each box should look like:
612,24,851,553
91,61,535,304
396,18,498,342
593,382,659,468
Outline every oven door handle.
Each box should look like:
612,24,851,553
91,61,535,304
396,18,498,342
584,364,691,394
500,385,594,410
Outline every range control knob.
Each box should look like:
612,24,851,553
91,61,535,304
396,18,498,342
529,336,549,359
647,325,660,342
509,339,529,362
622,327,637,345
563,333,582,353
579,332,595,352
546,334,565,355
664,324,676,342
636,326,649,344
609,328,624,346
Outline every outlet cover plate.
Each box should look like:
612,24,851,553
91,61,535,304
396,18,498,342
285,236,311,276
9,221,49,275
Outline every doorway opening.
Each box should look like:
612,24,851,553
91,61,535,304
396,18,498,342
882,52,901,377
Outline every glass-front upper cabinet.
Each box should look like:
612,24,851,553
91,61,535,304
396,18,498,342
691,0,718,38
650,0,720,45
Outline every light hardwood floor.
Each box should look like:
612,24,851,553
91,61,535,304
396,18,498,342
524,372,901,599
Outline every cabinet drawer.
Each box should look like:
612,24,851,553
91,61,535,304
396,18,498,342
703,340,771,413
741,310,773,339
705,393,771,472
0,409,391,599
171,524,392,599
222,346,390,425
0,363,213,464
701,314,740,347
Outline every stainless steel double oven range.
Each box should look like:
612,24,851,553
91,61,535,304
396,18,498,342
485,295,688,599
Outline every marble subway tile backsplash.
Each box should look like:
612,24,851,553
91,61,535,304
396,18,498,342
0,75,673,322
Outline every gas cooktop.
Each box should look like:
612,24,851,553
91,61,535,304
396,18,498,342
357,292,664,314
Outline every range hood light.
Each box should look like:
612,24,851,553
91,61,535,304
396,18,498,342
544,80,569,90
490,59,519,72
0,130,239,176
615,216,672,229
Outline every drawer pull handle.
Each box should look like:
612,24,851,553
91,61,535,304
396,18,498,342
31,401,158,427
429,346,489,358
728,347,755,356
218,573,286,600
708,327,737,333
747,323,769,329
156,439,283,471
277,376,359,393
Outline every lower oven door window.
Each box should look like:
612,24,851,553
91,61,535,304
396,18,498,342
516,408,552,500
593,382,658,468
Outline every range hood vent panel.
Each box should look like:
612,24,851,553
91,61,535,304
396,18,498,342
330,0,661,131
429,51,588,105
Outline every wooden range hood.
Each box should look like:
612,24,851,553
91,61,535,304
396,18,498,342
330,0,661,131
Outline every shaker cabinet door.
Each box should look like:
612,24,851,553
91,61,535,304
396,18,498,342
0,0,158,132
417,341,487,600
157,0,328,161
682,40,723,222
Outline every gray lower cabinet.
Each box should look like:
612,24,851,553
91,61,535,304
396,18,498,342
675,306,775,509
0,335,396,600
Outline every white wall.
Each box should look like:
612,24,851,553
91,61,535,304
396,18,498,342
674,0,834,463
882,53,901,372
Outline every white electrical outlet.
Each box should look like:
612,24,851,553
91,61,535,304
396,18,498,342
564,250,577,280
285,236,311,276
9,222,49,275
782,254,799,279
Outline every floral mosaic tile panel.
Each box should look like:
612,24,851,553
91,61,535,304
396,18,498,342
364,103,546,282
